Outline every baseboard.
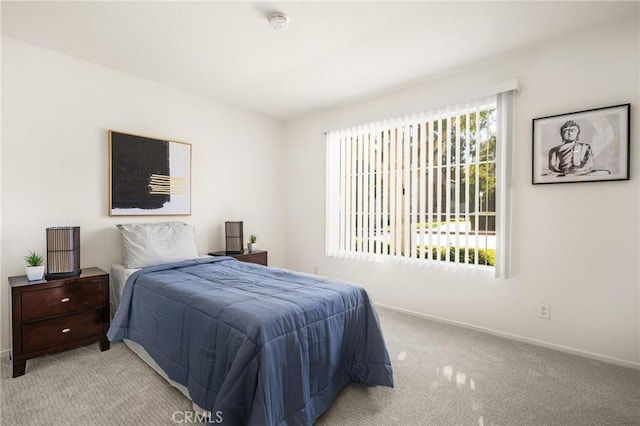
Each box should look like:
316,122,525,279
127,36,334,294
375,303,640,371
0,348,10,360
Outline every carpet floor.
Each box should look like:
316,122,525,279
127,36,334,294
2,307,639,425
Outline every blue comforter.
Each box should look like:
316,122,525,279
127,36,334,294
107,257,393,425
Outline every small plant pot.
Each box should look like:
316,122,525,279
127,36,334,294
25,265,45,281
248,243,258,252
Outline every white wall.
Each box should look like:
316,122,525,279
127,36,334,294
1,37,286,353
283,19,640,367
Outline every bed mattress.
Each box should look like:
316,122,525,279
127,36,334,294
109,263,138,315
111,264,205,410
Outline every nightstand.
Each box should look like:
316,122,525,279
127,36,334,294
9,267,110,378
208,250,268,266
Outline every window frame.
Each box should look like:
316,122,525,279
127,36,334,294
326,87,516,278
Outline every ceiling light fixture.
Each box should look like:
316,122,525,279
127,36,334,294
268,12,289,30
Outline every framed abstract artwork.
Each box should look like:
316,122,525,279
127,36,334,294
109,130,192,216
532,103,630,184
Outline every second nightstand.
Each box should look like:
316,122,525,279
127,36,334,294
209,250,268,266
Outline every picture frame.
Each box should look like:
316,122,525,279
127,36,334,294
532,103,630,184
109,130,192,216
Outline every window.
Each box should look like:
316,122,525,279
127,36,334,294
326,89,514,275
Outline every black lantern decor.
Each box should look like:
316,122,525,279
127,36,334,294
45,226,81,280
225,221,244,254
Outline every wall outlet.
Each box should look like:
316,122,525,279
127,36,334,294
538,303,550,319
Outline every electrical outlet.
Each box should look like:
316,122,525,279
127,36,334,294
538,303,550,319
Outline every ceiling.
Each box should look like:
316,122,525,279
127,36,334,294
2,1,637,121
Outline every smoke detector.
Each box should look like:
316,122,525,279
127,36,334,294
269,12,289,30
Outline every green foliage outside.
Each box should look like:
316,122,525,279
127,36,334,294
357,242,495,266
417,245,495,266
414,219,466,230
435,109,497,213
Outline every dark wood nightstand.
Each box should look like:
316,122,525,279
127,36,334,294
9,267,110,378
209,250,268,266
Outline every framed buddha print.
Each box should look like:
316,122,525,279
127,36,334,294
532,104,630,184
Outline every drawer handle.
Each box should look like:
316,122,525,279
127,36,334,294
61,298,70,303
61,328,71,333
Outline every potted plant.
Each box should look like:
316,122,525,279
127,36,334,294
24,252,45,281
248,234,258,252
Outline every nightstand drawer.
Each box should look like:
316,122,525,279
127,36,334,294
240,252,267,266
21,280,104,322
23,309,105,354
209,250,268,266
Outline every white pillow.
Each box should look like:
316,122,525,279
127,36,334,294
117,222,199,268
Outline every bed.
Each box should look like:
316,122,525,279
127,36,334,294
107,222,394,425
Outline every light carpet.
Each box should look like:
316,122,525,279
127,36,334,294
2,307,639,425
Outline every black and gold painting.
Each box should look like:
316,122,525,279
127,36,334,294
109,130,191,215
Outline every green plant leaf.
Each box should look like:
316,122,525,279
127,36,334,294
24,251,44,266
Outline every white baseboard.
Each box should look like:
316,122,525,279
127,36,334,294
375,303,640,371
1,349,10,360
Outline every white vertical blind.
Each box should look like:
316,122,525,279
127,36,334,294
453,107,461,264
403,122,411,259
494,91,514,278
427,118,435,260
389,127,397,257
375,130,382,255
419,118,427,260
463,108,471,264
382,129,389,255
435,114,443,260
326,87,516,273
473,109,481,265
444,113,452,262
410,119,419,260
359,132,363,253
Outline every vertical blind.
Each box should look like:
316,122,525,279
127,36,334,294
326,94,508,272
